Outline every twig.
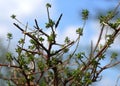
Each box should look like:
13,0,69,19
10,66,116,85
94,27,120,59
115,75,120,86
13,23,48,54
93,25,105,53
0,63,20,69
17,45,48,60
34,19,49,37
51,41,74,56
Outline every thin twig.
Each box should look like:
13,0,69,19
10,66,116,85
34,19,49,37
13,23,48,54
0,63,20,69
51,41,74,56
93,25,105,53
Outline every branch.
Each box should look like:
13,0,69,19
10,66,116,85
51,41,74,56
0,63,20,69
93,25,105,53
34,19,49,37
94,28,120,59
17,45,48,60
96,61,120,79
64,76,74,85
13,23,48,54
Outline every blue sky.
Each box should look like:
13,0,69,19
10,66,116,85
0,0,120,86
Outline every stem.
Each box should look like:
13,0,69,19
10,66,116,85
93,25,104,53
21,70,30,86
53,67,58,86
13,23,49,54
0,63,19,68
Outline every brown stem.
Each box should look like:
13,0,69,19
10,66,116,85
53,67,58,86
17,45,48,60
0,63,20,68
93,25,104,53
21,70,30,86
13,23,49,55
51,41,74,56
34,19,49,37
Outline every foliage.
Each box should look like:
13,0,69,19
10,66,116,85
0,2,120,86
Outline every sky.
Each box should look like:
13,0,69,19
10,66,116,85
0,0,120,86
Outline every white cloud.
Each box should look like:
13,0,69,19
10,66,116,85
0,25,9,38
62,26,78,41
0,0,56,37
93,77,115,86
100,78,115,86
0,0,55,18
9,0,45,16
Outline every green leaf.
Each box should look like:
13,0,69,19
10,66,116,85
99,15,107,23
75,52,85,59
101,55,105,59
64,37,70,44
7,33,13,40
15,47,22,53
106,11,114,19
30,39,37,44
91,59,100,66
11,14,16,19
46,3,51,8
63,48,69,53
111,52,118,59
19,57,27,68
37,61,45,71
48,33,55,43
6,52,13,62
45,19,55,28
82,9,89,20
39,37,44,42
116,18,120,23
28,45,35,50
76,28,83,35
18,38,24,44
108,22,119,29
27,53,34,62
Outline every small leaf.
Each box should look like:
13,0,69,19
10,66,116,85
106,11,114,19
15,47,22,53
7,33,13,40
18,38,24,44
76,28,83,35
11,14,16,19
37,61,45,71
48,33,55,43
6,52,13,62
63,48,69,53
99,15,107,23
39,37,44,42
64,37,70,44
108,23,119,29
111,52,118,59
82,9,89,20
75,52,85,59
46,3,51,8
116,18,120,23
46,19,55,28
30,39,37,44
